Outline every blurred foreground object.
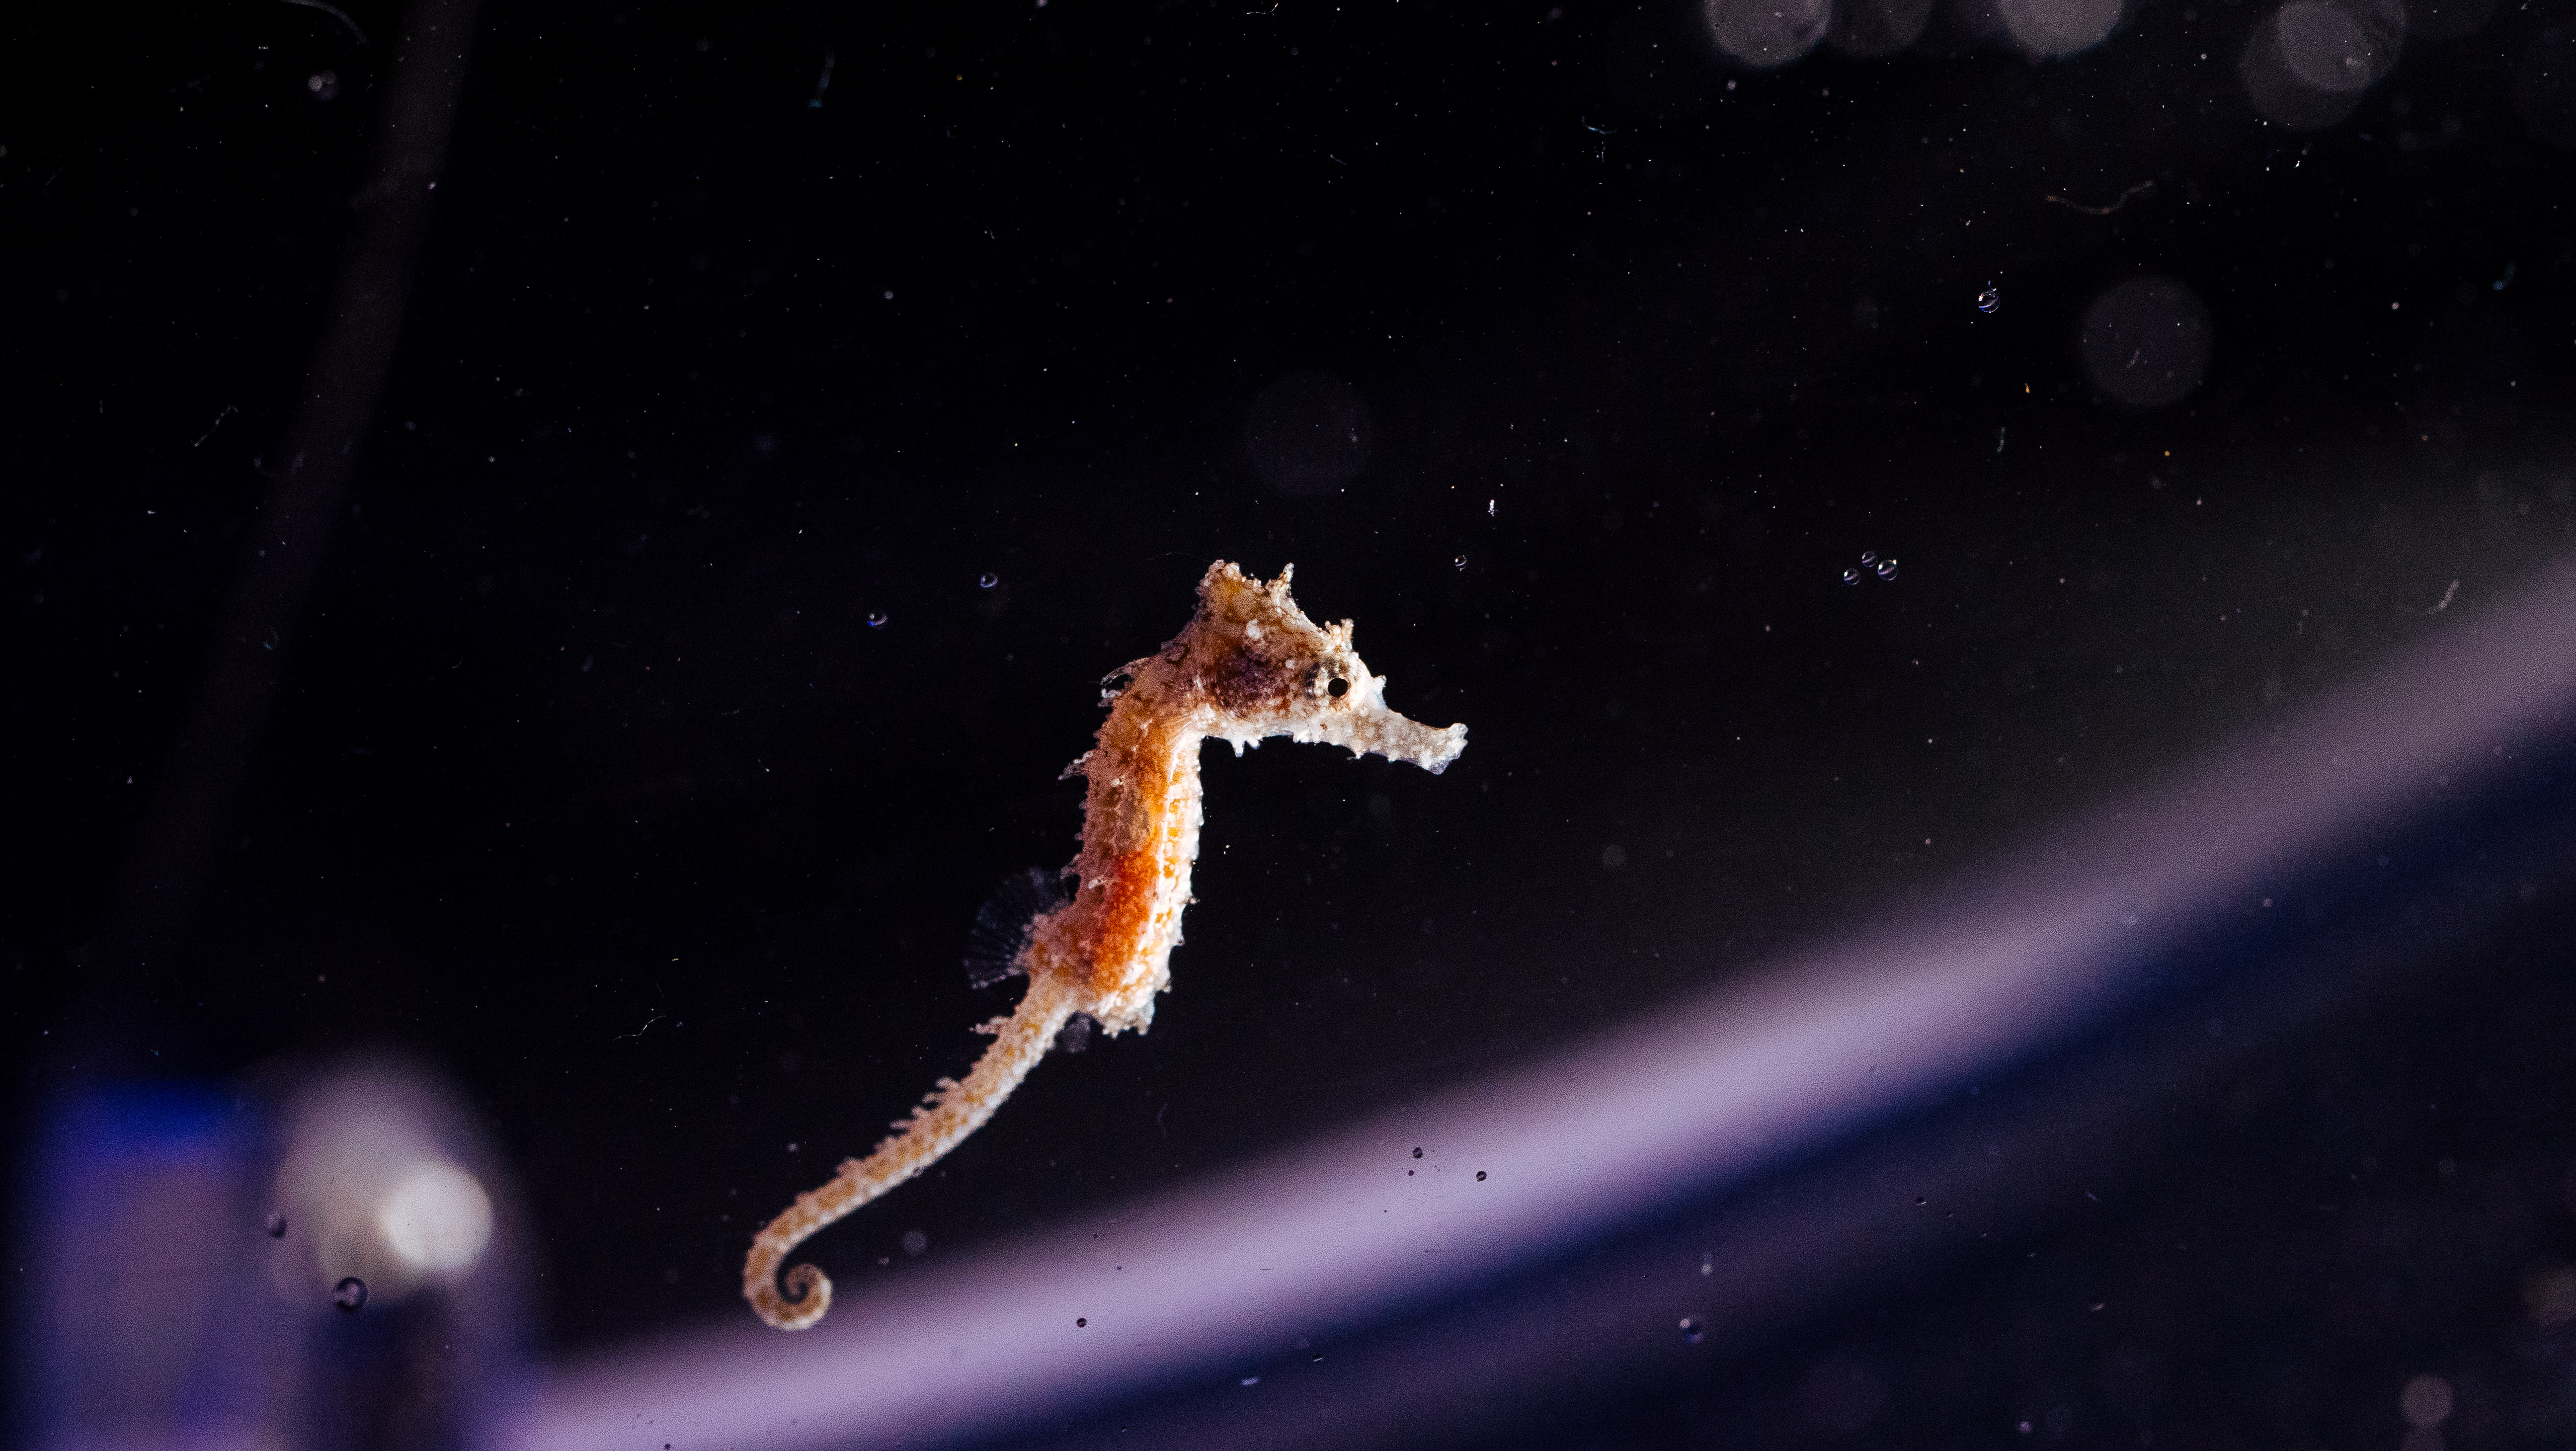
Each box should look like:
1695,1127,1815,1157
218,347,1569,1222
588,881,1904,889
18,1056,530,1451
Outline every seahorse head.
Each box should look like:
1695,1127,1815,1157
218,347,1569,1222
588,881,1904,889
1179,561,1468,774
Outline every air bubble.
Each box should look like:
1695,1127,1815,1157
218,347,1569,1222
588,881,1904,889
977,572,999,589
264,1211,288,1239
1453,555,1468,570
1876,559,1900,581
332,1277,368,1312
867,611,889,628
1679,1317,1704,1344
1412,1147,1424,1158
1860,551,1877,564
1842,568,1861,585
1976,283,2001,314
901,1228,928,1256
1476,1170,1488,1181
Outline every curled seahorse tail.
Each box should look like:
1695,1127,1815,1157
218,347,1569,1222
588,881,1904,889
743,1199,840,1330
742,972,1083,1330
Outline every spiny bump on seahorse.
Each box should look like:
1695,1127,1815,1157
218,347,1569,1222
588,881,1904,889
741,560,1466,1330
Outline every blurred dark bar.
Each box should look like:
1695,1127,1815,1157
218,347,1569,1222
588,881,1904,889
83,0,480,1016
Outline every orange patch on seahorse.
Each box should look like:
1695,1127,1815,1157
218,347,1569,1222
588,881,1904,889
1088,845,1168,996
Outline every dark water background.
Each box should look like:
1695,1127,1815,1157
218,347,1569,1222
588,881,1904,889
7,0,2576,1442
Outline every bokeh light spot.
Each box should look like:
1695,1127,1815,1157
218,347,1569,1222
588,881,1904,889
2523,1264,2576,1326
2276,0,2399,92
1996,0,2123,59
2400,1373,2455,1429
2242,0,2402,126
1704,0,1831,69
2080,277,2213,411
378,1161,494,1273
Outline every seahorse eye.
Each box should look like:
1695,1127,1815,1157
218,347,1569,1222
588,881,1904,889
1327,676,1349,698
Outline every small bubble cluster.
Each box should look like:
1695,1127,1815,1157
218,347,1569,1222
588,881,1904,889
1679,1317,1704,1344
1843,552,1899,585
333,1277,369,1312
264,1211,288,1239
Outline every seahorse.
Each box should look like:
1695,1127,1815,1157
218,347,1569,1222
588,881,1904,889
743,560,1468,1329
